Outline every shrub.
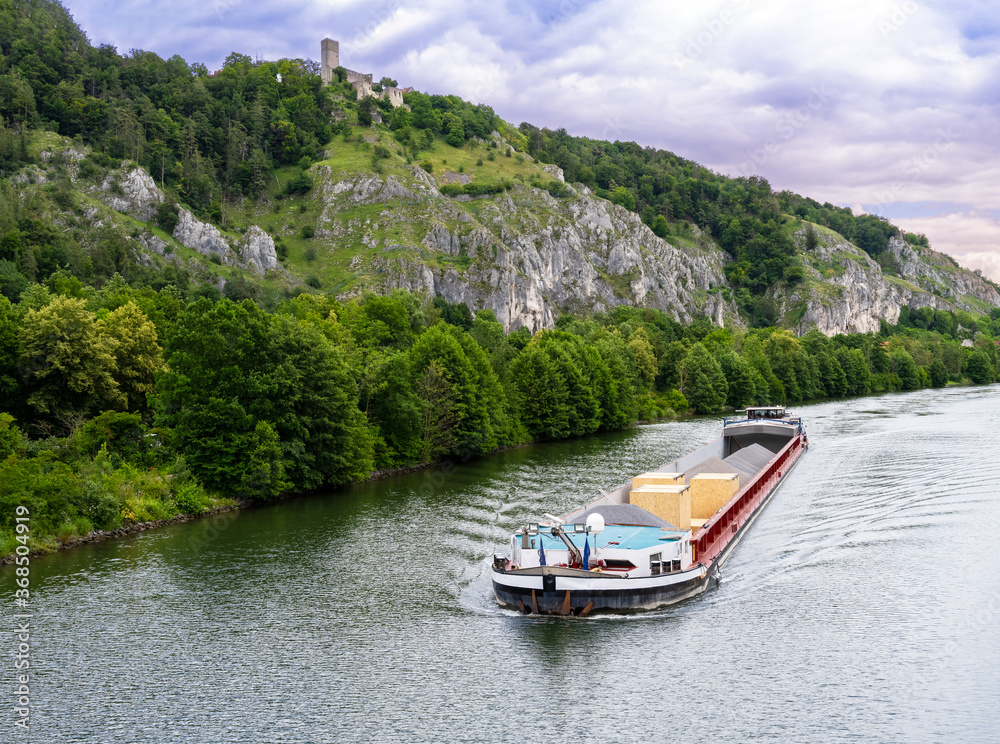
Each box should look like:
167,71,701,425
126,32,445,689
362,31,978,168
50,179,75,210
174,483,207,516
306,276,321,289
300,225,315,239
155,199,180,234
546,180,571,198
285,171,313,195
440,180,513,198
83,482,122,530
77,159,98,180
420,160,433,173
305,246,317,261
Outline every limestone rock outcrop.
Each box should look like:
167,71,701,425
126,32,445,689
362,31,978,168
776,229,1000,336
97,167,163,222
239,226,280,274
318,170,737,332
172,208,231,260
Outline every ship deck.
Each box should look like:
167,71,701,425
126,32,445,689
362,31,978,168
537,525,687,552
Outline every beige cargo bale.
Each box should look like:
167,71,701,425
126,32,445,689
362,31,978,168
629,485,691,530
689,472,740,520
632,472,684,489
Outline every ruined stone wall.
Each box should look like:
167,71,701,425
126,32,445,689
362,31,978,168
384,87,405,108
345,69,373,84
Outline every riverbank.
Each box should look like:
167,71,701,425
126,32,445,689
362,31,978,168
0,411,690,565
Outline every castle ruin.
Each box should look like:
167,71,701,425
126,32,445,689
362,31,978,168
320,38,405,108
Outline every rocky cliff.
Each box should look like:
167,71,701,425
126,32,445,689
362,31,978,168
772,226,1000,335
309,167,736,332
86,160,280,276
11,135,1000,335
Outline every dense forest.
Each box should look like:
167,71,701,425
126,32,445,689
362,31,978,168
2,277,998,558
2,0,1000,559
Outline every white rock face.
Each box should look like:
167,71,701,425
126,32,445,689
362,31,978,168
883,237,1000,307
541,164,565,182
172,208,231,260
138,233,170,256
777,230,999,336
99,167,163,222
322,172,738,331
239,226,280,274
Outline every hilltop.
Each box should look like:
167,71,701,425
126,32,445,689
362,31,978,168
0,0,998,334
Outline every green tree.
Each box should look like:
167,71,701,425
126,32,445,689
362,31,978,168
267,315,374,489
764,330,801,402
626,326,657,387
835,347,870,395
680,342,728,414
20,296,124,423
510,344,569,440
965,349,994,384
408,324,502,456
869,341,891,374
0,413,22,458
655,340,687,391
591,330,640,430
100,301,163,414
718,350,756,408
0,295,21,404
536,331,600,436
156,298,276,496
240,420,288,499
891,347,921,390
363,351,423,468
471,309,505,352
417,359,459,462
445,117,465,147
928,358,949,387
0,260,28,301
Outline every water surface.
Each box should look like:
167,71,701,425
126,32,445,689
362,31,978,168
5,386,1000,743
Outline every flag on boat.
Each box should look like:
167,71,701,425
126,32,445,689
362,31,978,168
583,538,590,570
538,538,546,566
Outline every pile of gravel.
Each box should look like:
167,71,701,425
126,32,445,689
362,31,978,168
723,443,774,478
568,503,677,529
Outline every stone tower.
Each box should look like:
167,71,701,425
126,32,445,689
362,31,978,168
321,38,339,85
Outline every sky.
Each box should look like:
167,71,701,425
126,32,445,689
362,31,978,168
66,0,1000,282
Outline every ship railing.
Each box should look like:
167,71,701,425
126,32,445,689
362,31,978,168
691,433,803,566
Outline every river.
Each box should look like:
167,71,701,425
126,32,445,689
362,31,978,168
4,386,1000,743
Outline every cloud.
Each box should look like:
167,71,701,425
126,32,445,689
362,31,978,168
892,211,1000,282
64,0,1000,281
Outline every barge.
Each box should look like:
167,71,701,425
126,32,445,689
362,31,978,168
491,407,808,616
